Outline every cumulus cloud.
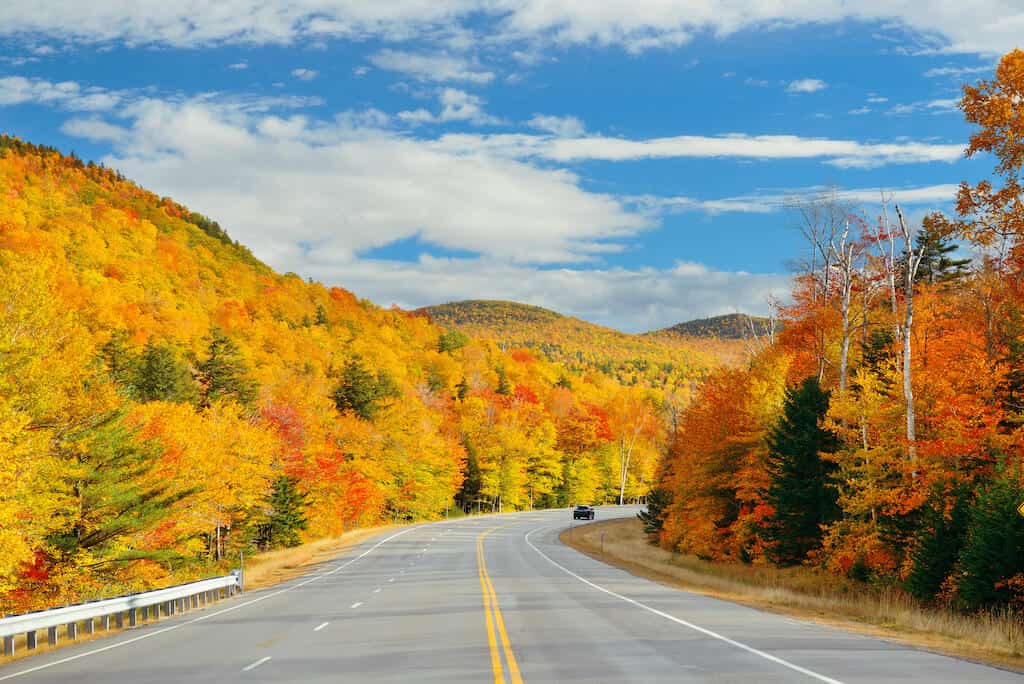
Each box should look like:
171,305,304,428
397,88,501,125
923,64,993,78
786,78,827,93
0,2,1019,55
290,67,318,80
368,49,494,84
527,114,585,137
228,61,248,70
0,76,124,111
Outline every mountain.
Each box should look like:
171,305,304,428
417,300,745,386
651,313,773,340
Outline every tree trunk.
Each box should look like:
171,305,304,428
897,205,918,462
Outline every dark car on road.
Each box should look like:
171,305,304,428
573,505,595,520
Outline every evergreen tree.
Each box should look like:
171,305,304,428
197,328,258,406
955,474,1024,611
496,367,511,395
134,340,197,403
637,487,672,540
314,303,329,326
253,476,309,549
457,444,483,512
48,414,189,569
904,483,971,602
100,331,138,390
438,329,469,353
455,376,470,401
330,355,400,420
763,377,840,566
911,221,971,286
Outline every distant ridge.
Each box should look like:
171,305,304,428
651,313,772,340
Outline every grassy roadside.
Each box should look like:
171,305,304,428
0,525,396,668
561,518,1024,673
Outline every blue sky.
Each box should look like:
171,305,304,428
0,2,1015,331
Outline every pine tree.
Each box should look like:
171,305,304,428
197,328,258,406
314,303,329,326
455,376,470,401
330,355,400,420
438,329,469,353
904,483,971,602
912,221,971,286
254,476,309,549
496,367,511,395
955,474,1024,611
763,377,840,566
134,341,197,403
637,487,671,540
100,331,138,390
457,444,483,513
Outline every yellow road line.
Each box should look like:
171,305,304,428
477,528,524,684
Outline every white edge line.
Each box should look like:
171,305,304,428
0,527,416,682
313,622,329,632
524,525,845,684
350,602,363,609
241,656,272,672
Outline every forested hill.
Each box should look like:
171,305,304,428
0,136,668,612
650,313,773,340
417,300,745,386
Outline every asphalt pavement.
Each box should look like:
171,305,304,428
1,505,1020,683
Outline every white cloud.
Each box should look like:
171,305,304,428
434,131,965,169
0,76,124,111
368,49,494,84
315,255,792,332
291,67,318,80
923,64,993,78
0,2,1020,55
633,184,960,215
866,95,888,103
228,61,248,70
527,114,585,137
353,65,370,76
786,78,827,94
848,106,871,115
63,98,648,267
397,88,501,126
887,98,960,115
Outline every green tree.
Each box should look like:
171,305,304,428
253,476,309,549
956,474,1024,611
314,303,329,326
496,367,511,395
134,341,197,403
911,221,971,286
637,487,672,541
197,328,258,406
99,331,138,390
457,444,483,513
438,329,469,353
330,355,400,420
763,377,840,566
455,376,470,401
904,483,971,602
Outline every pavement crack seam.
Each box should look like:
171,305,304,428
477,527,524,684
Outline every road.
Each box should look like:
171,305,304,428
1,506,1020,683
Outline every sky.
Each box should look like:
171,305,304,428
0,2,1017,332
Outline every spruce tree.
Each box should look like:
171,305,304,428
637,487,671,540
330,355,400,420
134,341,197,403
100,331,138,390
457,444,483,512
254,476,309,549
455,376,470,401
912,221,971,286
496,367,512,395
763,377,840,566
197,328,258,406
955,474,1024,611
904,483,971,602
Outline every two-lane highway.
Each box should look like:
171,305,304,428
1,506,1020,683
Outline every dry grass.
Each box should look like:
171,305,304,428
0,525,396,668
562,518,1024,673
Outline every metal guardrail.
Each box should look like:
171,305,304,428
1,572,241,656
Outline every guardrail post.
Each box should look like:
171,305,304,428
140,606,148,620
3,635,14,656
47,626,58,646
128,608,137,627
26,631,37,650
66,622,77,640
102,615,111,630
114,612,124,629
85,618,95,635
191,594,198,609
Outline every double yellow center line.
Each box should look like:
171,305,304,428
476,528,524,684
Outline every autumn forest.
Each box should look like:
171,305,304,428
3,48,1024,620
